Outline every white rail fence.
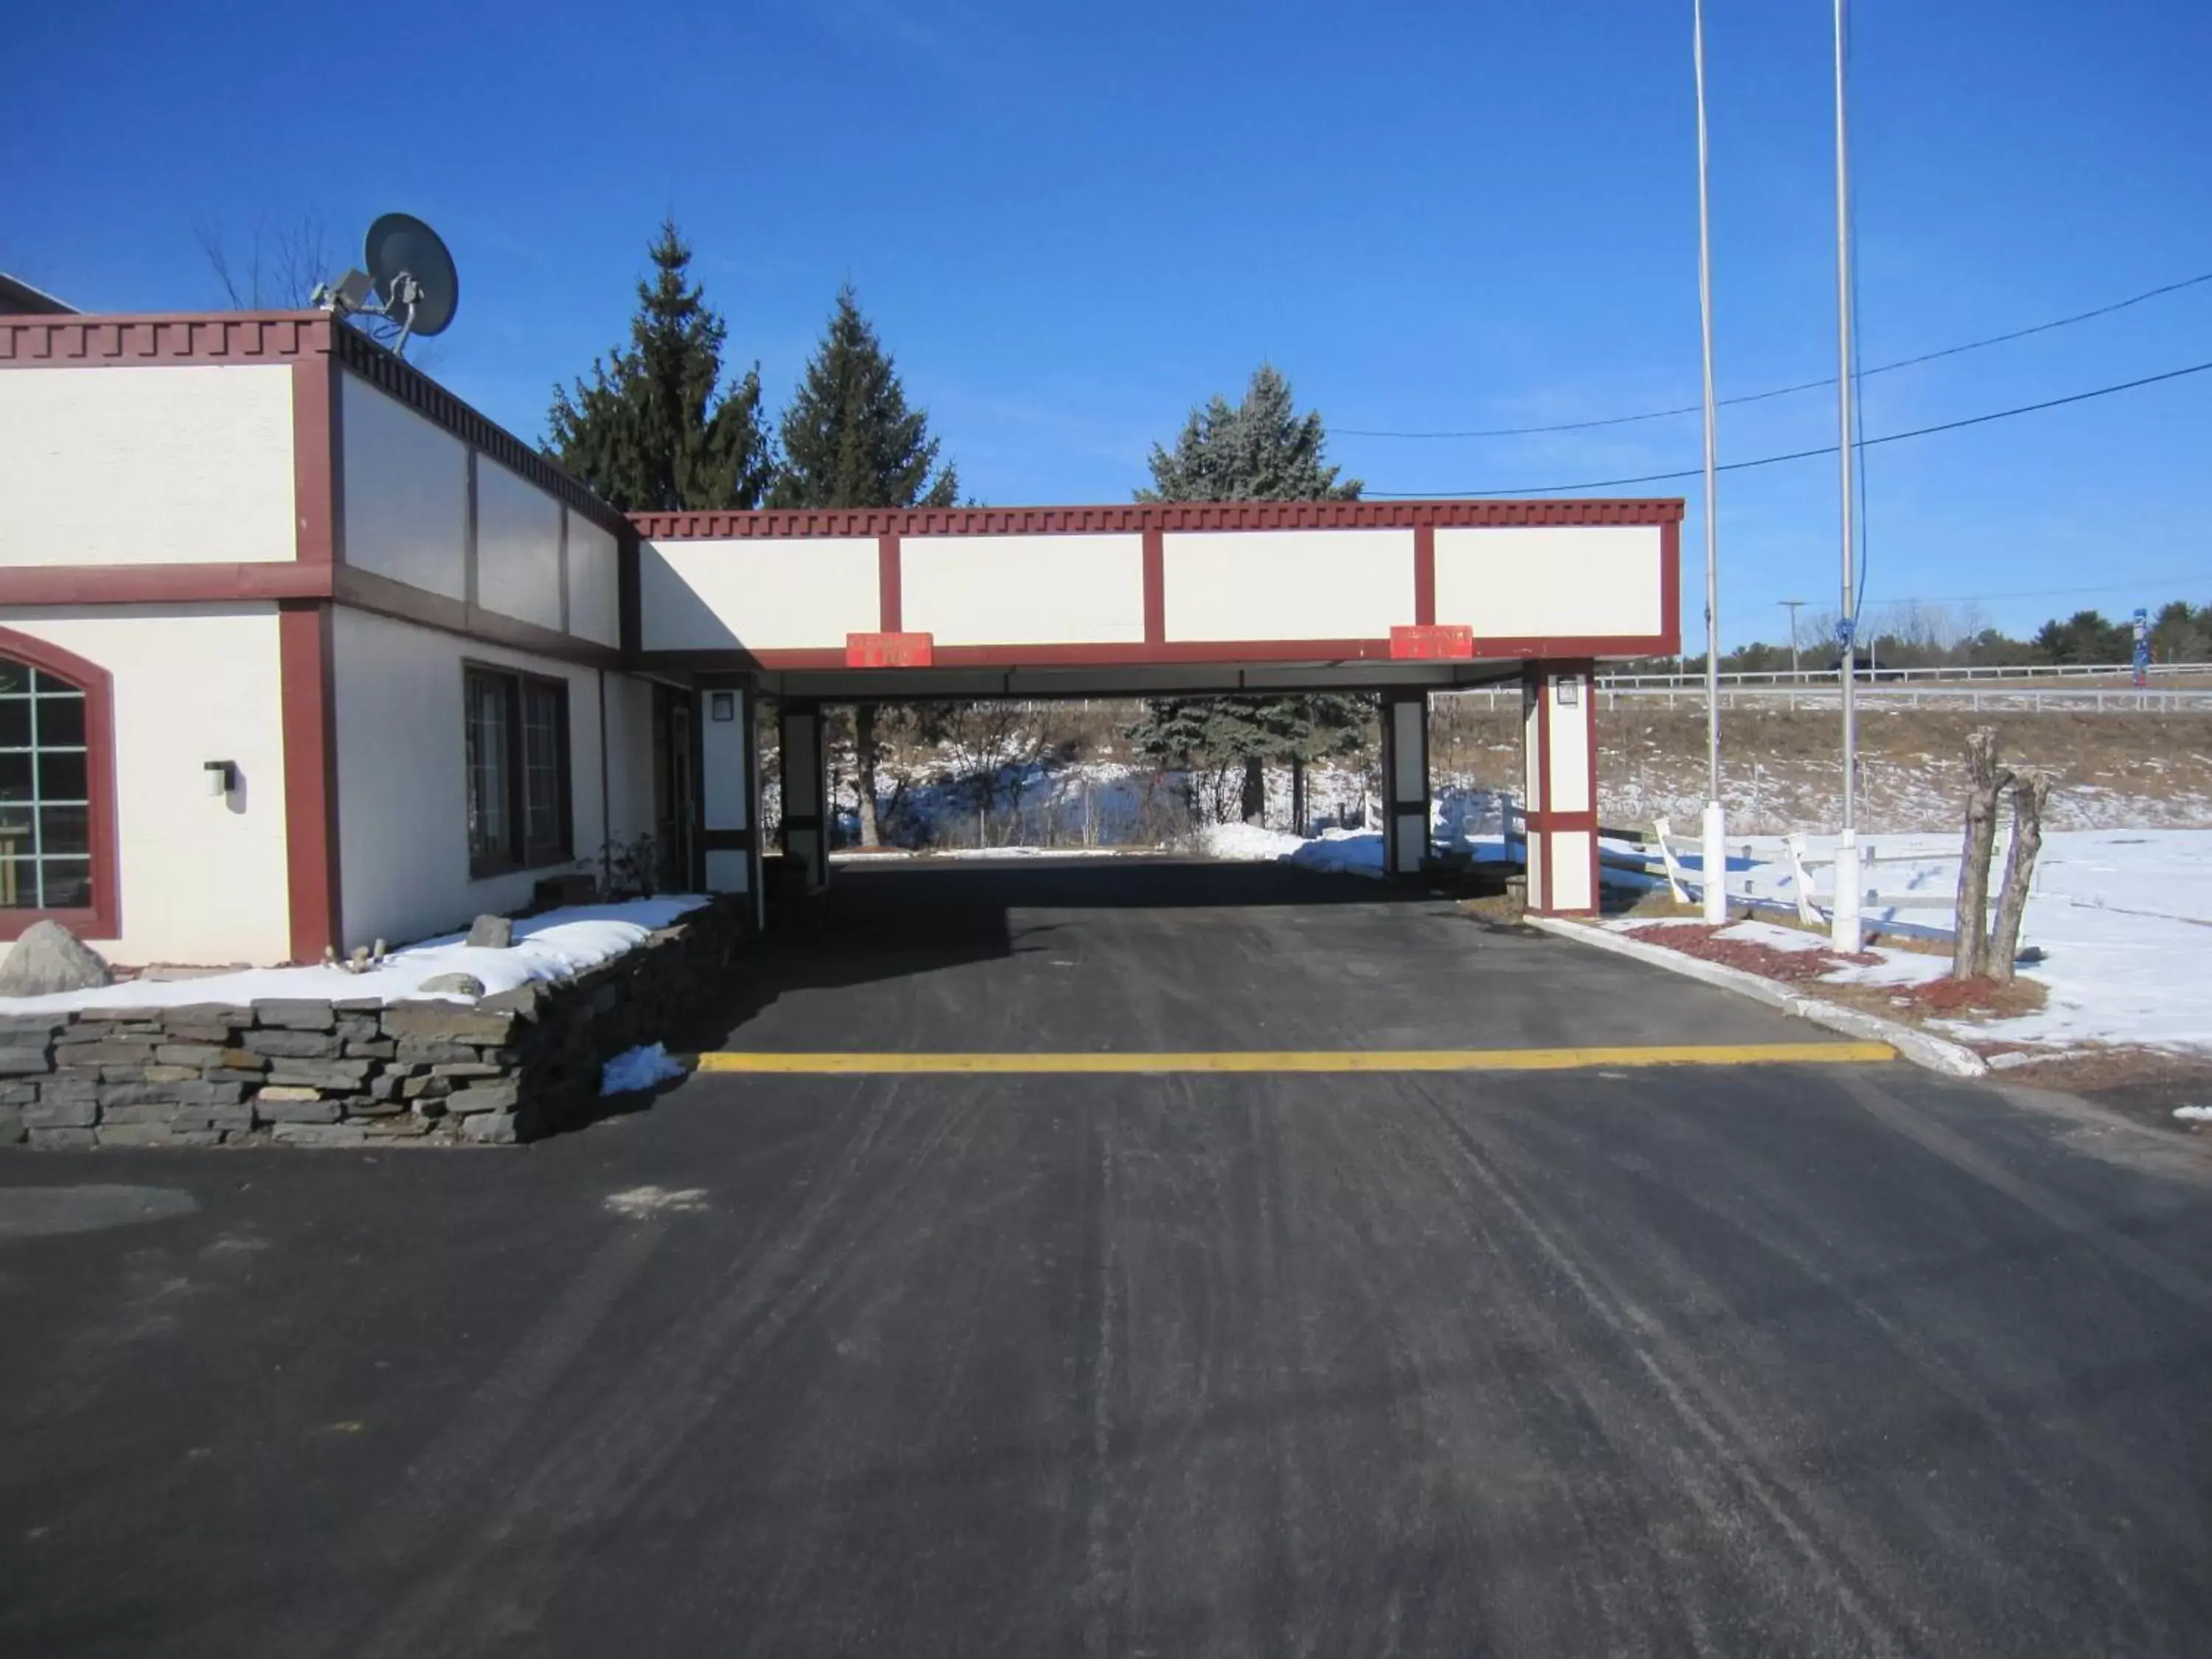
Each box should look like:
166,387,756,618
1638,817,2024,942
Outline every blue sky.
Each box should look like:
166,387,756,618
8,1,2208,649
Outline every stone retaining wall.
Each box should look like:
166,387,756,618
0,899,740,1150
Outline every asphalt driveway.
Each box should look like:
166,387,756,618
4,860,2211,1656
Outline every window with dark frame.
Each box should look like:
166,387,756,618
464,666,571,875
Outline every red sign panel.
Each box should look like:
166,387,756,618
1389,624,1474,660
846,631,934,668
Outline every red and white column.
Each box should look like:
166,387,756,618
1380,691,1430,877
699,681,761,927
1522,661,1599,915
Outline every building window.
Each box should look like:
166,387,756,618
0,659,94,911
464,666,571,875
0,631,116,942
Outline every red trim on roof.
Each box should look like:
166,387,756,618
631,498,1685,540
0,311,330,366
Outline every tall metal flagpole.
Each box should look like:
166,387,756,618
1830,0,1863,950
1694,0,1728,923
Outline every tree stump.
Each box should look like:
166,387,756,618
1987,771,2051,981
1951,727,2012,979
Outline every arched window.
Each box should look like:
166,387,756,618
0,628,118,943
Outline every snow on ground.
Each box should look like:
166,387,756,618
0,897,712,1015
1635,829,2212,1056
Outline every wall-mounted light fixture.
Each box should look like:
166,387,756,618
1555,678,1580,707
204,760,239,797
709,692,736,723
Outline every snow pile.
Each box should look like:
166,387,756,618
2174,1106,2212,1123
1287,830,1385,878
0,897,713,1015
1199,822,1308,861
601,1043,689,1096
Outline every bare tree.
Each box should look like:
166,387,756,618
194,211,434,363
195,212,335,310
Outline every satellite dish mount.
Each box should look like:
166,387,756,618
311,212,459,354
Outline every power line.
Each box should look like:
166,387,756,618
1339,270,2212,439
1363,358,2212,498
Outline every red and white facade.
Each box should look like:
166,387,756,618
0,308,1680,967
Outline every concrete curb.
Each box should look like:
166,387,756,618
1526,916,1989,1079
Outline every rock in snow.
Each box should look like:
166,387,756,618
465,914,514,949
418,972,487,998
0,921,114,996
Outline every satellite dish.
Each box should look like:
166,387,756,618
362,212,459,347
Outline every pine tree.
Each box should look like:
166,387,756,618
773,285,960,845
1140,364,1361,504
769,285,959,509
546,219,775,513
1127,366,1367,824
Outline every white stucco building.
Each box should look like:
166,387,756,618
0,307,1680,968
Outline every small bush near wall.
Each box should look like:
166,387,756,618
0,900,741,1150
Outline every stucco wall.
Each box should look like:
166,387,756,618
330,607,652,950
902,535,1147,645
1163,529,1415,641
340,375,468,599
0,366,296,567
0,605,292,965
601,672,657,852
641,537,878,651
566,515,621,649
1434,525,1664,639
475,456,563,631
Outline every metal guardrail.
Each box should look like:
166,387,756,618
1447,685,2212,714
1597,660,2199,690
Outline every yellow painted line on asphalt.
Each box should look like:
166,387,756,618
692,1042,1893,1075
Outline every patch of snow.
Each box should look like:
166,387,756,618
1200,822,1307,861
600,1042,689,1096
0,897,713,1015
602,1185,709,1217
922,846,1140,860
1287,830,1385,879
2172,1106,2212,1122
1715,919,1829,954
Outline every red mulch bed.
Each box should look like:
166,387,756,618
1889,973,2045,1017
1624,922,1881,983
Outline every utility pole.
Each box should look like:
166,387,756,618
1829,0,1862,952
1693,0,1728,924
1779,599,1808,676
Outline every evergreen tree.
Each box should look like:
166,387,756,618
546,219,775,512
773,285,960,845
769,285,959,509
1140,364,1361,504
1127,366,1366,826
